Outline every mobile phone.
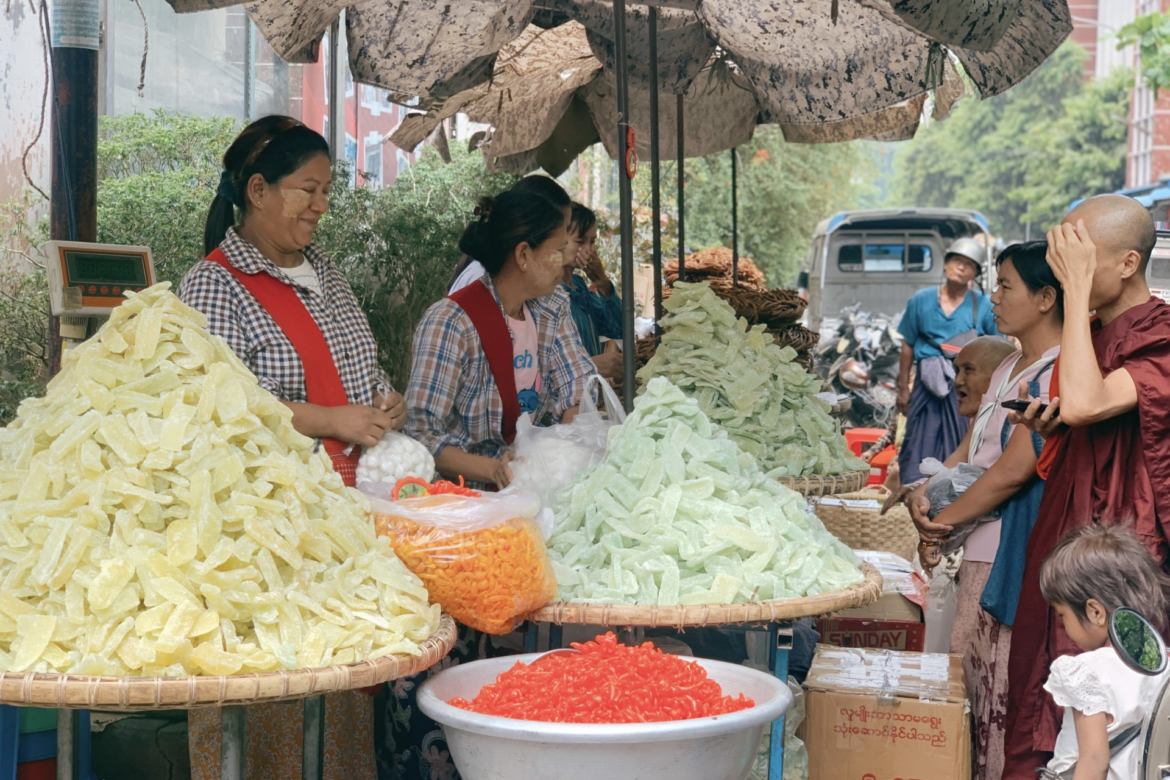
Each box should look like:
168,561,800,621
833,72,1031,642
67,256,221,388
1000,399,1057,417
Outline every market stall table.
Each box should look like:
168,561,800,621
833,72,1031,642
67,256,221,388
0,614,458,780
521,565,882,780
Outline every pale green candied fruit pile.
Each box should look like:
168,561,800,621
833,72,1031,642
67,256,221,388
547,378,862,605
638,282,866,477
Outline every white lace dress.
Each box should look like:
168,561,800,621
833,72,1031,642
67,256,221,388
1045,646,1170,780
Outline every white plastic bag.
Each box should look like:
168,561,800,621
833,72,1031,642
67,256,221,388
923,550,962,654
507,375,627,511
355,430,435,488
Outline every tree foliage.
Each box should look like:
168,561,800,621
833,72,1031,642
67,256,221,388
890,43,1129,239
1117,12,1170,99
681,129,866,286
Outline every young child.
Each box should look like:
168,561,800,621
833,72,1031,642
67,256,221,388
1038,524,1170,780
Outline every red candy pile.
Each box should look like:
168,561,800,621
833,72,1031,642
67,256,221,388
449,632,755,723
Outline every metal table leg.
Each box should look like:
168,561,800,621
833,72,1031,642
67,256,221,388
549,624,563,650
220,706,247,780
1,705,18,780
523,622,538,653
767,622,792,780
56,710,73,780
303,696,325,780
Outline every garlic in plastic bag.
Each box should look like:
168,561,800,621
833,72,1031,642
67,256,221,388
356,430,436,486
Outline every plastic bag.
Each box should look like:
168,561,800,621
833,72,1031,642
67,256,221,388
355,430,435,488
368,490,557,635
923,550,962,654
922,459,992,555
508,375,627,511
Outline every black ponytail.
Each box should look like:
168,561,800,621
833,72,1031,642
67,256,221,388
458,192,564,275
203,115,330,255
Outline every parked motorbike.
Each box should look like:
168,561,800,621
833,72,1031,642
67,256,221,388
815,304,902,429
1102,608,1170,779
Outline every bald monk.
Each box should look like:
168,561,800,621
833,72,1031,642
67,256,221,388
1002,195,1170,778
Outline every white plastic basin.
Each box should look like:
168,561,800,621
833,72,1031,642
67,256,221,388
417,652,793,780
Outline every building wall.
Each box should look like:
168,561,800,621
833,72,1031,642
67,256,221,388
1,0,418,220
1070,0,1100,80
0,1,51,233
1129,0,1170,187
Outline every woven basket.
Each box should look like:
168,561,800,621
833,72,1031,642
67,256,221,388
767,324,819,353
813,488,919,562
0,614,458,711
524,565,881,628
776,470,868,497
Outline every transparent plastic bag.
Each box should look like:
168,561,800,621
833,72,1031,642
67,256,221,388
508,375,628,511
367,490,557,635
922,460,992,555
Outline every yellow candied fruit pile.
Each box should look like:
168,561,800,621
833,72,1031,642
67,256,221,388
375,500,557,635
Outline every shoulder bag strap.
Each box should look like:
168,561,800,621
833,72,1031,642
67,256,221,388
448,280,522,445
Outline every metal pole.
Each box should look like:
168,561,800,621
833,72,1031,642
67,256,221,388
221,706,247,779
47,0,99,379
649,8,663,325
303,696,325,780
55,710,74,780
244,17,256,122
676,93,685,281
731,147,738,288
614,0,635,412
328,17,344,165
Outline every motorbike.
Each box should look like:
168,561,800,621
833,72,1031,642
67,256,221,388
1091,608,1170,779
814,304,902,429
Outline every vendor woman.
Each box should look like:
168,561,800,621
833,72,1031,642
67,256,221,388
179,115,399,780
406,188,597,487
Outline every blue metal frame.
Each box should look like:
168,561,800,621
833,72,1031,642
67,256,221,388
0,706,94,780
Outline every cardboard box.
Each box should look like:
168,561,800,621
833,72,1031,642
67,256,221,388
837,593,923,623
816,618,926,652
801,645,971,780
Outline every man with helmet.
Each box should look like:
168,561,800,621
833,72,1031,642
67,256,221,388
895,237,999,485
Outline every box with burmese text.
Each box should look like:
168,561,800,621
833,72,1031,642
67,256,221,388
799,645,971,780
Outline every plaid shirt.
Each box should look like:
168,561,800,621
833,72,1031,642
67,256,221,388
406,274,596,460
178,228,393,404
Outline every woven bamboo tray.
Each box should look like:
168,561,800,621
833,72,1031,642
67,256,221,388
0,614,458,712
775,469,868,497
814,488,918,562
523,565,881,628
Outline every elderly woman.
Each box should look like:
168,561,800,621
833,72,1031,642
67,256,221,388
179,116,397,780
909,241,1063,780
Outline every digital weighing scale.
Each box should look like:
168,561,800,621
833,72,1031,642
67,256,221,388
43,240,155,345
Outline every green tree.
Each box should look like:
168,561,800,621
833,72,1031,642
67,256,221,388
891,42,1089,238
681,129,867,286
1016,66,1132,229
1117,12,1170,98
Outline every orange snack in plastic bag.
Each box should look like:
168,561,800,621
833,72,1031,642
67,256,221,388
373,494,557,635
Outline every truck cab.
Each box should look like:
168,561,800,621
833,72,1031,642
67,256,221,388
805,209,992,334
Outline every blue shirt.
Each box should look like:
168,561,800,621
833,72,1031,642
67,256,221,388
898,287,999,362
563,274,623,357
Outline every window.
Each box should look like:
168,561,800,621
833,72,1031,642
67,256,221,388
838,244,934,273
346,135,358,187
364,139,383,189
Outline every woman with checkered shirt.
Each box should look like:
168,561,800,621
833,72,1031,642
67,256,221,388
179,116,399,780
405,188,597,489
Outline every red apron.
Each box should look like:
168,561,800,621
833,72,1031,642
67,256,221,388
448,280,522,445
206,249,361,486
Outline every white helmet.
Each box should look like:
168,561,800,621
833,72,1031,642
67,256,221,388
945,238,985,276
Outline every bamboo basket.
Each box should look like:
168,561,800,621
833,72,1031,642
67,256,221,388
523,565,881,628
0,614,458,711
775,470,868,497
813,488,919,562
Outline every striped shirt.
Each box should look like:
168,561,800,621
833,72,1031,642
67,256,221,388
177,228,393,405
406,274,596,460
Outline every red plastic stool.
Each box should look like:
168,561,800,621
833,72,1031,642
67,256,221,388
844,428,887,458
867,445,897,486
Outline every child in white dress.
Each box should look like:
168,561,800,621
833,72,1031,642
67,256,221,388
1038,524,1170,780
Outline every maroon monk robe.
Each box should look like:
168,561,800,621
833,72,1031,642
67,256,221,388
1002,297,1170,779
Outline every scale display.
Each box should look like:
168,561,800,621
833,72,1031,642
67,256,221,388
45,241,155,317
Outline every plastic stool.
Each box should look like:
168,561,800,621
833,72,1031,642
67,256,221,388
844,427,887,457
15,759,53,780
0,707,94,780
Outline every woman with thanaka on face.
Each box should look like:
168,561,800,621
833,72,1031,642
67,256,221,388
179,116,393,780
1004,195,1170,778
406,189,597,489
909,241,1063,780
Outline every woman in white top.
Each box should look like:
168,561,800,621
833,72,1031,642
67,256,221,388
1038,524,1170,780
907,240,1063,780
